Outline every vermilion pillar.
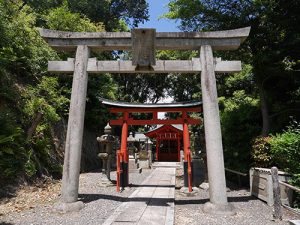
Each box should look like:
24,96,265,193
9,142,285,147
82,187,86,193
183,121,192,191
120,112,129,187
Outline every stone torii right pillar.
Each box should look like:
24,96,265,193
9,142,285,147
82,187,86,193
200,45,235,215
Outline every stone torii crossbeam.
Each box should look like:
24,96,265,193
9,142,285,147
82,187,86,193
39,27,250,214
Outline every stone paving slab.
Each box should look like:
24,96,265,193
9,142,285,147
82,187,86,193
152,162,181,168
103,167,176,225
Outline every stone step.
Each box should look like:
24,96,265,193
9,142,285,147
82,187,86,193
152,162,181,168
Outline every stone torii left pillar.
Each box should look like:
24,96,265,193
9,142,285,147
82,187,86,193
56,45,90,212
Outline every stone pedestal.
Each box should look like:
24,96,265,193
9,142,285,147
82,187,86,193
129,156,142,173
192,157,205,187
139,150,150,169
180,150,184,163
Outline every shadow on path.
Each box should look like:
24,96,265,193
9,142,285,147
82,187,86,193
129,184,174,188
78,193,174,206
175,195,255,205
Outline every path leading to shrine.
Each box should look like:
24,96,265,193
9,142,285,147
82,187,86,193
1,163,300,225
103,166,176,225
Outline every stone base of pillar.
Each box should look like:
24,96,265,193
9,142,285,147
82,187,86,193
53,201,84,213
203,202,236,216
180,186,199,196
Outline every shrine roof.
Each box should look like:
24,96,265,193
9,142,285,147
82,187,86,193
145,125,183,138
100,98,202,109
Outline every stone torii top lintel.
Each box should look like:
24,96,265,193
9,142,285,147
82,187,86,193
38,27,250,51
40,27,250,73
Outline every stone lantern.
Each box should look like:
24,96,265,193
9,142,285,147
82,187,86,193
127,132,141,173
96,123,115,184
127,132,136,158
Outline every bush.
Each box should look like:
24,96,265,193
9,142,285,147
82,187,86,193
251,120,300,207
251,136,272,168
269,120,300,174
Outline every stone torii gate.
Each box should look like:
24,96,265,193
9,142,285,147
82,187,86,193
39,27,250,214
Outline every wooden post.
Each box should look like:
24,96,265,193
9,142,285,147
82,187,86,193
271,167,283,220
58,45,90,212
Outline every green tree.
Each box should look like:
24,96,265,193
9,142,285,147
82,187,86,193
44,2,105,32
67,0,149,30
165,0,300,136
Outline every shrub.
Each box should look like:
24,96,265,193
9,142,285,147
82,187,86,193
251,136,272,168
269,120,300,174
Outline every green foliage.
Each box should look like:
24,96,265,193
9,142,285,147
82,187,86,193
0,0,150,183
85,74,117,130
0,110,27,179
67,0,149,30
220,90,261,172
251,120,300,206
23,77,69,123
45,3,105,32
0,1,56,77
269,121,300,174
164,0,300,136
251,136,272,168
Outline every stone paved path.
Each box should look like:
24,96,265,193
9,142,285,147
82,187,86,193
103,166,176,225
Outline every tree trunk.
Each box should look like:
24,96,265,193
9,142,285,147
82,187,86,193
258,83,270,136
27,112,43,140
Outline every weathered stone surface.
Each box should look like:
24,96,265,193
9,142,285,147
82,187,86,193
53,201,84,213
200,45,234,214
103,167,175,225
132,29,156,67
61,45,90,204
203,201,236,216
250,167,292,206
48,58,242,74
39,27,250,51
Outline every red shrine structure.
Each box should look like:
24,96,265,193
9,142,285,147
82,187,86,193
144,125,183,162
100,98,202,192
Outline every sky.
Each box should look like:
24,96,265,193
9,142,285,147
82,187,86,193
138,0,180,32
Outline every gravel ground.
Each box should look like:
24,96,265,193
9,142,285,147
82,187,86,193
2,167,300,225
0,169,152,225
174,168,300,225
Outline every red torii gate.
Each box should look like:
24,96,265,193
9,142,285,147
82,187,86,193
100,99,202,192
